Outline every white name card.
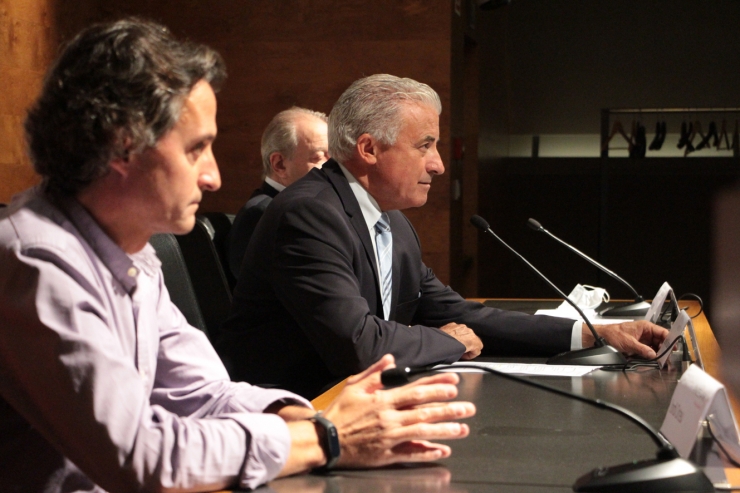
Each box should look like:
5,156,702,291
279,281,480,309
646,281,672,324
660,364,739,458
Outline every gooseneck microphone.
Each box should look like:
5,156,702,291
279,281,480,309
381,365,713,493
527,218,651,318
470,215,626,366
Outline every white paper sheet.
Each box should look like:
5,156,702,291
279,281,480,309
535,303,632,325
434,361,601,376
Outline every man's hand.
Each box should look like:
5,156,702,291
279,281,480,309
439,323,483,360
320,354,475,469
582,320,669,359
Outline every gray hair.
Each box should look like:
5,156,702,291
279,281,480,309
328,74,442,163
260,107,328,178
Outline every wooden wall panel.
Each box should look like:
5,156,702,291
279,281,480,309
88,0,455,282
0,0,59,203
3,0,455,283
0,0,104,203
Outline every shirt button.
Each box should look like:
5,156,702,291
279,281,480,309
127,267,138,277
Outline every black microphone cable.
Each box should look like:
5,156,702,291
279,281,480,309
600,333,686,372
382,363,677,456
678,293,704,319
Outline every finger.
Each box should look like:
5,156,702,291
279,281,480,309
346,354,395,386
385,421,471,443
460,346,481,359
395,402,476,424
648,324,670,346
387,383,460,410
401,371,460,388
388,440,452,462
624,337,657,359
630,321,667,350
641,328,667,349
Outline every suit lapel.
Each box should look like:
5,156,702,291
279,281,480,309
323,160,381,282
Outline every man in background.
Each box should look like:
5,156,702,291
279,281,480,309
0,20,474,492
219,74,669,399
228,107,328,277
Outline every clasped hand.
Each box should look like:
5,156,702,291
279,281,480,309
439,322,483,360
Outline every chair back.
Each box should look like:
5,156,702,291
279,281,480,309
149,233,208,335
200,212,236,290
175,216,233,342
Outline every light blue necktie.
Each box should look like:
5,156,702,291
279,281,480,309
374,213,392,320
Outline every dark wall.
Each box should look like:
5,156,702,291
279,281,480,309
470,0,740,312
477,0,740,146
477,157,740,314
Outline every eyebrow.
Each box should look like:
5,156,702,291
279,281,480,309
416,135,436,146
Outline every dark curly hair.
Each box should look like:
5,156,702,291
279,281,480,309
25,18,226,197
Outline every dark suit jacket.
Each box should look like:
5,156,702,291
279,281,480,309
227,181,280,279
218,160,574,398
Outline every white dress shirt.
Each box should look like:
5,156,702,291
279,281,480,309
335,163,583,349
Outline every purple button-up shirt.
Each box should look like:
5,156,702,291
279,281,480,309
0,188,310,492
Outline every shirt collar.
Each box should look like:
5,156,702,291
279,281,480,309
58,197,145,295
264,176,286,192
336,162,382,233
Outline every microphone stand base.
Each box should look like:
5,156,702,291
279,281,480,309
598,301,651,318
547,345,627,366
573,457,713,493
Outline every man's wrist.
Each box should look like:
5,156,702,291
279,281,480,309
274,404,317,422
309,412,341,471
582,323,596,347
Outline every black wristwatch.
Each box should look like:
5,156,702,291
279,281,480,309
310,412,341,471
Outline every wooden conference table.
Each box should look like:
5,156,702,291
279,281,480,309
229,299,728,493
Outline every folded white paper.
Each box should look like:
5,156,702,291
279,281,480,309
535,304,632,325
661,364,739,458
434,361,601,377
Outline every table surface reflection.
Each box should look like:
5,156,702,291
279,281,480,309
256,364,682,492
246,299,712,493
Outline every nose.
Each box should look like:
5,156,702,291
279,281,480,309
199,149,221,192
427,147,445,176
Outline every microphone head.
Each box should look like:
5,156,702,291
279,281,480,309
470,215,490,231
381,367,412,387
527,218,543,231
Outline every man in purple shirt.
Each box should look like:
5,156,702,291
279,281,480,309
0,19,475,492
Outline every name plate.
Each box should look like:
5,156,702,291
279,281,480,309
646,281,673,323
661,364,739,458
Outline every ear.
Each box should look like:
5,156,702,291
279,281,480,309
269,152,287,178
108,137,134,178
356,133,379,165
